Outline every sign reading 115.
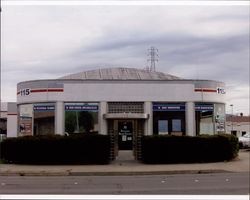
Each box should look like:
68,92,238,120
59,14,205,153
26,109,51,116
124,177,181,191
20,88,31,96
217,87,226,94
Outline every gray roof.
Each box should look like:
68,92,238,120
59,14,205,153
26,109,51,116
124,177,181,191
59,67,181,80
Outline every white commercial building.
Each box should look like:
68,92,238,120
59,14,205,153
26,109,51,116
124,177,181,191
1,102,18,139
226,115,250,137
9,67,226,159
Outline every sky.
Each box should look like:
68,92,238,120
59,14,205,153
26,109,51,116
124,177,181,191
1,1,249,115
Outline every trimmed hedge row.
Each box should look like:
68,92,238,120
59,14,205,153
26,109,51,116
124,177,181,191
141,134,239,164
0,134,110,164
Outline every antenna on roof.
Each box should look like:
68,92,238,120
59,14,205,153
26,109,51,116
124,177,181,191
147,46,158,72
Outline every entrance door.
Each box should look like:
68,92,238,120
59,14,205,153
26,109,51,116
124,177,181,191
118,120,133,150
108,119,144,160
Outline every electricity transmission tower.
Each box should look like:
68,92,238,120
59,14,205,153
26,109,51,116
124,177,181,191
147,46,158,72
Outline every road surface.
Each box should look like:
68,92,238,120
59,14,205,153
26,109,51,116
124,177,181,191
0,172,249,194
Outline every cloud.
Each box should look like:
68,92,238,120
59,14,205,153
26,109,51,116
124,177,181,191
63,32,249,86
1,5,249,114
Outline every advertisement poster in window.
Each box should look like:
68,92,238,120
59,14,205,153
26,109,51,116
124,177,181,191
19,116,32,136
19,104,33,136
215,104,225,132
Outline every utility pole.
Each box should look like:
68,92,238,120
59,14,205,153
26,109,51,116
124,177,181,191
0,5,2,120
230,104,234,134
147,47,158,72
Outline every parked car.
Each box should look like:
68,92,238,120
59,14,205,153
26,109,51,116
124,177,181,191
239,133,250,148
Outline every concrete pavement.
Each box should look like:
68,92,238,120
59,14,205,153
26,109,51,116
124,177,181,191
0,150,249,176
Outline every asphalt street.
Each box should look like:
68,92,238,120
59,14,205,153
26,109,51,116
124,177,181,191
0,172,249,195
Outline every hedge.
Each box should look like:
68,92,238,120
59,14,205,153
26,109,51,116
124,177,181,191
0,134,110,164
141,134,239,164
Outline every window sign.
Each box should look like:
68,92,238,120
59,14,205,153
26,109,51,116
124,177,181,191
19,104,33,136
158,120,168,135
65,103,98,112
34,104,55,111
153,103,185,111
215,104,225,132
19,116,32,135
195,104,214,111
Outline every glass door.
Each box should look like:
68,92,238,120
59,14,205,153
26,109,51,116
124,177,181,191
118,120,133,150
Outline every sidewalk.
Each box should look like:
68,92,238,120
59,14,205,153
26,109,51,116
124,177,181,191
0,150,249,176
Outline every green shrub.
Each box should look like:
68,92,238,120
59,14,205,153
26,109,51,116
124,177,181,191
141,134,239,164
0,134,110,164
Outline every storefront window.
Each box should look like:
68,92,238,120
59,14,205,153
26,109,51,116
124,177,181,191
0,118,7,135
33,103,55,135
158,120,168,135
195,103,214,135
18,104,33,136
153,103,185,135
65,103,99,134
172,119,181,132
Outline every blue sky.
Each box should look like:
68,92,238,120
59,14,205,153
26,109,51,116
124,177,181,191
1,2,249,115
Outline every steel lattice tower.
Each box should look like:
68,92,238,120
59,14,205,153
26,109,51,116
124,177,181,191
147,47,158,72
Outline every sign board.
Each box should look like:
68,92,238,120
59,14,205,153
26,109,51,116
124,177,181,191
153,103,185,111
34,104,55,111
65,103,98,112
217,87,226,94
195,104,214,111
19,88,31,96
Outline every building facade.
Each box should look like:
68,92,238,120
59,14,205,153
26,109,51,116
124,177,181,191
226,115,250,137
13,68,226,159
0,103,7,136
1,102,18,140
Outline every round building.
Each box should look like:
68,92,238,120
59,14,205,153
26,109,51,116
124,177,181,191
16,67,226,157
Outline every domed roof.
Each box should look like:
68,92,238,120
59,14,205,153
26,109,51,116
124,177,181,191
59,67,180,80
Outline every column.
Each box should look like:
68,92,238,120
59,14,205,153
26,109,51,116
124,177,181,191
144,102,153,136
99,101,107,135
55,101,64,135
7,102,18,137
7,115,18,137
185,102,196,136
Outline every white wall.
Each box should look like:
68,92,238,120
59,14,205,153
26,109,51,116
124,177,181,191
7,115,18,137
55,101,64,135
185,102,196,136
18,82,226,104
16,80,226,136
7,102,18,137
226,122,250,137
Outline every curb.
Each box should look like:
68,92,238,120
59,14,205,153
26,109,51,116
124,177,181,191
0,171,69,176
69,169,230,176
0,169,230,176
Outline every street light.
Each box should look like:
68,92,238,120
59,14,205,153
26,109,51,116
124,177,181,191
230,104,234,134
